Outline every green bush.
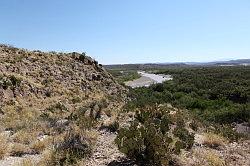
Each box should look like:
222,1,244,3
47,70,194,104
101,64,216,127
0,75,22,90
115,106,194,165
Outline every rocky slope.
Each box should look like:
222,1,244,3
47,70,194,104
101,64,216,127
0,44,126,109
0,44,127,165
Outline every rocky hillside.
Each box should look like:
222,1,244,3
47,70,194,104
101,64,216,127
0,44,127,165
0,44,126,109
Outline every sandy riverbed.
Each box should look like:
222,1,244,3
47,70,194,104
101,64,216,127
125,71,172,88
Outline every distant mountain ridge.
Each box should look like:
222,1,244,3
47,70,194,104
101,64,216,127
185,59,250,66
105,59,250,70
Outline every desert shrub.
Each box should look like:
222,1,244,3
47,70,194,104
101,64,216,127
41,77,54,87
203,105,250,124
106,120,119,132
71,96,81,104
0,75,22,90
204,150,226,166
40,102,70,127
126,66,250,125
50,128,93,165
9,75,22,87
108,69,141,84
173,126,194,150
214,124,245,141
115,106,194,165
0,76,12,90
189,120,199,131
68,106,97,130
152,83,164,92
123,66,250,146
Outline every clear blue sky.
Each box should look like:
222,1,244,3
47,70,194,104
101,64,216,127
0,0,250,64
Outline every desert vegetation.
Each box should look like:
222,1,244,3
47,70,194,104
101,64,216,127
108,70,141,84
0,45,249,166
124,67,250,140
116,105,195,165
111,66,250,165
0,44,126,165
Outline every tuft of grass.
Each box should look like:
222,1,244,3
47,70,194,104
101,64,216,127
204,150,226,166
12,130,38,145
1,106,39,132
38,126,96,166
19,158,34,166
0,134,10,159
203,133,228,148
30,137,53,154
191,149,226,166
10,143,30,157
37,149,54,166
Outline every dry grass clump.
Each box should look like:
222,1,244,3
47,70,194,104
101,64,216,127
176,148,226,166
37,126,97,166
12,130,38,145
19,158,34,166
205,150,226,166
0,134,10,159
38,148,71,166
192,149,226,166
30,136,53,154
203,133,228,148
1,106,39,132
101,119,119,132
10,143,31,157
37,149,53,166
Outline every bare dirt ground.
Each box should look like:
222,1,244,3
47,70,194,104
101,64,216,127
84,129,125,166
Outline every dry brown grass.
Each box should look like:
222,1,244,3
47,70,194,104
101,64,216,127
176,147,226,166
19,158,35,166
37,126,97,166
204,150,226,166
203,133,228,148
1,106,39,132
0,45,125,165
10,143,30,157
37,149,58,166
30,136,53,154
191,149,226,166
0,134,10,159
12,130,38,145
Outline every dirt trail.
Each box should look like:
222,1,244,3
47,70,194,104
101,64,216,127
84,130,125,166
